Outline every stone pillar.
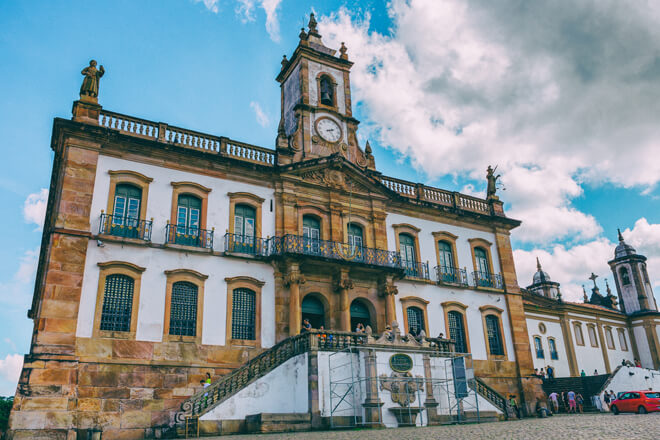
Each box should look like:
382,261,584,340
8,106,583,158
72,100,101,124
334,268,353,332
596,322,612,373
285,261,305,336
379,275,398,329
361,349,383,427
307,342,322,429
559,315,579,376
422,354,440,425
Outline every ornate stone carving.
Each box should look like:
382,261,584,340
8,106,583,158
333,270,353,292
284,271,306,287
80,60,105,101
379,371,424,407
378,276,398,297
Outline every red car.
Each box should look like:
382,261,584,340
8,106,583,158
610,391,660,414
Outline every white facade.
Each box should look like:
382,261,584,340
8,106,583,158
525,315,570,377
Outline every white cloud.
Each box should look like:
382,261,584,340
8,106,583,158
318,2,660,245
23,188,48,230
250,101,270,127
0,248,39,307
0,353,22,384
194,0,220,14
234,0,282,42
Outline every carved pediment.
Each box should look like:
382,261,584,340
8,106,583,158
282,156,383,195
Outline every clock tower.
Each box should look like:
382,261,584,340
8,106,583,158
276,14,374,169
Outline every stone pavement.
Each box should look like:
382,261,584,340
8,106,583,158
206,413,660,440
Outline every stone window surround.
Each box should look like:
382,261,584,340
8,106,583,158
316,72,339,110
468,238,495,276
297,205,330,240
479,305,508,360
432,231,460,270
573,322,585,346
93,261,146,340
617,328,629,351
225,276,265,348
392,223,422,265
586,323,599,348
106,170,153,221
301,291,332,329
162,269,208,343
400,296,430,336
341,215,374,249
441,301,471,353
228,192,265,238
603,326,616,350
532,335,544,359
169,181,212,230
547,336,559,359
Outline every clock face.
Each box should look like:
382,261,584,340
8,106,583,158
316,118,342,143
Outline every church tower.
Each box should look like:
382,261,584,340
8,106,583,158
275,14,374,169
608,229,657,314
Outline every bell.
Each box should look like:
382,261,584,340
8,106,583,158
321,91,332,105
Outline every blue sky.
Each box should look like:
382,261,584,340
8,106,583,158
0,0,659,395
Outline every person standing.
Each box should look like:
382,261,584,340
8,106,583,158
567,390,577,413
549,391,559,413
603,390,611,410
576,393,584,413
580,369,586,377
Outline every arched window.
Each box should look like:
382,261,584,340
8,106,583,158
302,215,321,254
350,300,371,331
302,295,325,329
475,247,490,275
169,281,198,337
100,274,135,332
548,338,558,359
320,76,334,106
437,241,457,282
485,315,504,356
347,223,364,261
448,311,467,353
620,267,631,286
534,336,544,359
574,323,584,346
617,329,628,351
605,327,615,349
111,184,142,238
232,288,256,340
175,194,202,246
233,204,256,252
587,325,598,347
406,306,425,336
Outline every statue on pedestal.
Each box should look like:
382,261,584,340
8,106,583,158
486,165,501,199
80,60,105,101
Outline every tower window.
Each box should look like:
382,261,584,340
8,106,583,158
620,267,631,285
320,76,334,106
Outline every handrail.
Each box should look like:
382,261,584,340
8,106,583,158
176,330,455,423
99,110,159,140
470,377,510,417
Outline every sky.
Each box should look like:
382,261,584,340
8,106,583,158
0,0,659,395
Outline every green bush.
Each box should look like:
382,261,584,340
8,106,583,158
0,396,14,431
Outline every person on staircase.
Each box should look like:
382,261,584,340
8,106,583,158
567,390,577,413
549,391,559,413
576,393,584,413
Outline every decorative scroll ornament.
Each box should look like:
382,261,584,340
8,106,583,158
284,271,306,287
379,371,424,407
333,271,354,292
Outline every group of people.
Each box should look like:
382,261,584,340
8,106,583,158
533,365,555,380
602,389,619,409
548,390,585,414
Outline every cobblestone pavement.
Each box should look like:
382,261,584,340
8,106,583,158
208,413,660,440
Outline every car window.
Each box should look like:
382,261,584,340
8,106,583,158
620,393,631,400
644,392,660,398
630,393,640,399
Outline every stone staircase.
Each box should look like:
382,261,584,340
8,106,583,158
541,374,611,412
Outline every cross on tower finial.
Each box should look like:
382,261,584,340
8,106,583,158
589,272,598,288
617,228,624,242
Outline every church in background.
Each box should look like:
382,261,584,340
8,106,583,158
6,14,660,439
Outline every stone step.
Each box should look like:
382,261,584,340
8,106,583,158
246,413,312,434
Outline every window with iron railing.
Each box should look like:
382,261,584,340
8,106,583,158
406,306,425,336
100,274,134,332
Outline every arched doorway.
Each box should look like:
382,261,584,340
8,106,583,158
302,295,325,329
350,299,371,332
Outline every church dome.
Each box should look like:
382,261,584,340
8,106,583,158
532,257,552,284
615,229,636,259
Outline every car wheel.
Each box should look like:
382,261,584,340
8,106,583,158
638,406,647,414
611,405,619,415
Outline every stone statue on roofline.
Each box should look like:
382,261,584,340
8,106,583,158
80,60,105,102
486,165,501,200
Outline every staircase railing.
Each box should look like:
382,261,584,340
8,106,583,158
470,377,510,417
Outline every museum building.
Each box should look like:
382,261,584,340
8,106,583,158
7,14,660,439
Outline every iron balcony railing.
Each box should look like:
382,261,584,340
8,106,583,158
472,271,504,289
166,223,214,249
99,212,152,241
224,233,269,256
402,260,430,280
268,234,403,270
435,265,468,286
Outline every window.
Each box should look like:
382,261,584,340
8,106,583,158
437,241,458,283
105,170,152,238
617,329,629,351
448,310,468,353
620,267,631,286
100,274,134,332
534,336,544,359
319,75,334,106
574,323,584,346
475,247,490,274
347,223,363,248
303,216,321,254
399,233,417,276
169,181,212,248
112,184,141,227
587,325,598,347
485,315,504,356
169,281,198,337
302,295,325,329
233,204,256,253
548,338,558,360
350,300,371,331
406,306,425,336
228,192,264,254
605,327,615,350
232,288,256,340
